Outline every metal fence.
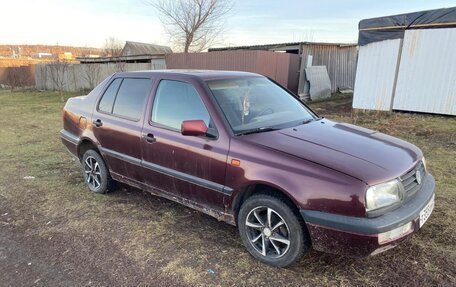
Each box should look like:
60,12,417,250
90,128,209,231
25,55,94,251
166,50,300,93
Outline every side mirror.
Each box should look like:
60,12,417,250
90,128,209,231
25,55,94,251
181,120,208,137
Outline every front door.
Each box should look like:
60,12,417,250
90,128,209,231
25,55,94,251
140,79,230,211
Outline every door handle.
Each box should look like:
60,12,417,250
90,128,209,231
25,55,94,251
143,133,156,144
93,119,103,127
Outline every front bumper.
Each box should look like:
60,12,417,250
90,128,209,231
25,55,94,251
300,174,435,257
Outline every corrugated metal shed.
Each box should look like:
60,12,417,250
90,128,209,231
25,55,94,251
210,41,358,96
121,41,172,56
353,39,402,110
299,43,358,95
165,50,300,92
354,8,456,115
393,28,456,115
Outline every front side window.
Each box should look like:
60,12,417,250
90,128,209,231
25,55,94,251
151,80,210,130
206,77,315,134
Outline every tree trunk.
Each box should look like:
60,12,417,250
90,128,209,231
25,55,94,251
184,32,194,53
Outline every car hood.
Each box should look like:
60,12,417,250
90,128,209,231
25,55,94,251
241,119,422,185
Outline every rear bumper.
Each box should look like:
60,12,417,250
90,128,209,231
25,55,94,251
300,174,435,257
60,129,80,158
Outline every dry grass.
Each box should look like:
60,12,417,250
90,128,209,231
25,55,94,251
0,90,455,286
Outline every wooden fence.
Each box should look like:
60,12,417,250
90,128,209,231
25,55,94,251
35,62,166,92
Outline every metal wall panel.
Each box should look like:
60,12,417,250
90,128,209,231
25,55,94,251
299,44,358,95
166,50,300,92
393,28,456,115
305,66,331,100
352,39,402,110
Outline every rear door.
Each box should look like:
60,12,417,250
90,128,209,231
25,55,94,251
140,78,230,211
92,76,153,181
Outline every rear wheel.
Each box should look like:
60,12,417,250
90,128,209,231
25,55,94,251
82,149,115,194
238,194,310,267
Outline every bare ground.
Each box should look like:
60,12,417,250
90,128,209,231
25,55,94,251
0,90,455,286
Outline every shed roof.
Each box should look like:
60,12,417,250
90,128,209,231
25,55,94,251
208,41,356,52
76,54,165,64
359,7,456,45
121,41,172,56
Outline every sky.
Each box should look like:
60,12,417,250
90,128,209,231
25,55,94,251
1,0,455,49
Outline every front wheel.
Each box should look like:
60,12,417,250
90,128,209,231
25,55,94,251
238,194,310,267
82,149,115,194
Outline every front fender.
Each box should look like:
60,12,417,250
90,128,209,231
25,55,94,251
226,138,367,217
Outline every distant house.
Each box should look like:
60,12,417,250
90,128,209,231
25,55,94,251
77,41,172,67
31,52,53,59
59,52,73,61
121,41,172,56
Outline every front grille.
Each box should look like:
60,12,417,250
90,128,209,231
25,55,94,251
399,161,426,197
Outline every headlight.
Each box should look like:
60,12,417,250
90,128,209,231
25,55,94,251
365,179,401,212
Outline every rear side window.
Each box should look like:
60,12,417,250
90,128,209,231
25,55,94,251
98,78,151,121
98,78,121,113
112,79,151,120
151,80,210,130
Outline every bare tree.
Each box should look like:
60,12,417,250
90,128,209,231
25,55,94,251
103,37,127,72
114,61,127,72
292,30,316,42
148,0,234,52
5,67,33,91
81,64,101,89
103,37,124,56
46,60,69,92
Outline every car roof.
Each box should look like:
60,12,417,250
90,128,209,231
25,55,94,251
113,69,263,81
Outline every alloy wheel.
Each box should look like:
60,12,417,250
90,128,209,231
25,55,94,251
84,156,102,190
245,206,291,258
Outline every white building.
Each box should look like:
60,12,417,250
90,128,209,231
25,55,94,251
353,7,456,116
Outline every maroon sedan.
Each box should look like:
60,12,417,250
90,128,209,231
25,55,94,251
61,70,435,267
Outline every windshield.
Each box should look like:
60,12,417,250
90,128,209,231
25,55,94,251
207,77,316,134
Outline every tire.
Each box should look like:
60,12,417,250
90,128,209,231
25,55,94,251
237,193,310,267
81,149,115,194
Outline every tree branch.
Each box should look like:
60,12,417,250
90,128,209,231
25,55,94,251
147,0,234,52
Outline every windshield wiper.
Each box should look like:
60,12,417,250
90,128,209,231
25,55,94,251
236,126,279,136
302,118,314,124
